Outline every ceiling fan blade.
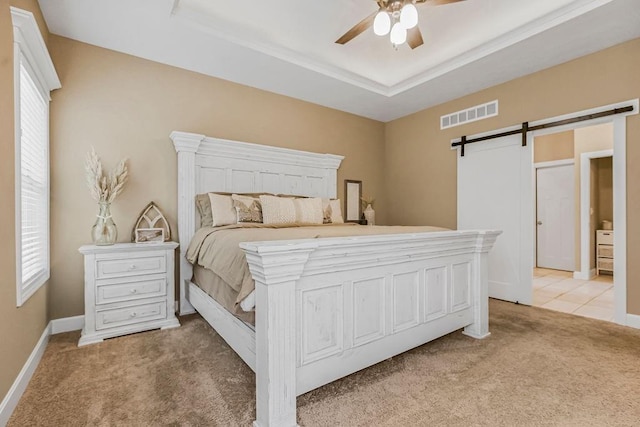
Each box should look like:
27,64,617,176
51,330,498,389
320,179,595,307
335,11,378,45
407,26,424,49
416,0,465,5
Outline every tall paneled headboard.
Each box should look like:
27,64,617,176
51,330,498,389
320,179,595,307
170,131,344,314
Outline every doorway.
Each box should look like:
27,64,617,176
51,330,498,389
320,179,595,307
580,150,614,280
456,100,636,326
531,124,615,322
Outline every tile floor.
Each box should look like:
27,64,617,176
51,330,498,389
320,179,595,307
533,268,614,322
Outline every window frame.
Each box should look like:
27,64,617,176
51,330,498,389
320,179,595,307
11,7,60,307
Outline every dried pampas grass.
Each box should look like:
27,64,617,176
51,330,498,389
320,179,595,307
85,148,129,203
360,195,375,208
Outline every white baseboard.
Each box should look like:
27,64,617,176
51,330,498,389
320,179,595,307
50,315,84,335
0,314,85,425
573,269,596,280
0,324,50,426
625,313,640,329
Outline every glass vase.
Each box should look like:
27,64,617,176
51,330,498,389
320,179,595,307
91,202,117,245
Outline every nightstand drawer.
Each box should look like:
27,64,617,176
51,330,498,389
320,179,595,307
96,300,167,331
96,277,167,305
96,252,166,279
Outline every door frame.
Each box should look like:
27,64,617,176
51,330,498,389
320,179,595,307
578,149,613,281
454,99,638,327
530,101,636,326
533,159,575,271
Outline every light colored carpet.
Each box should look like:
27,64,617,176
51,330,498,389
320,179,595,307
9,299,640,426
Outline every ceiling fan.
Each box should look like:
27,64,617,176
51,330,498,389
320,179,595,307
336,0,465,49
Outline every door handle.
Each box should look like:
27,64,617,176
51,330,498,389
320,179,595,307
537,221,543,225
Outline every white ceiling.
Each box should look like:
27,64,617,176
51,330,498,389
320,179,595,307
38,0,640,122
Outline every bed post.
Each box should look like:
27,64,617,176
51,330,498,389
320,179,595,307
242,243,316,427
171,131,205,315
463,231,500,339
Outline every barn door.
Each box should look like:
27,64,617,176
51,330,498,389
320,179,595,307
457,133,533,305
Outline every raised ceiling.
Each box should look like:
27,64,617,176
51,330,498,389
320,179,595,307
39,0,640,121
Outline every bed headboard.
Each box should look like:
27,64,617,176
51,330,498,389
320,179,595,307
171,131,344,314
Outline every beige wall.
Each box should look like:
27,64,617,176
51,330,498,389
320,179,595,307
0,0,50,403
47,36,387,319
533,130,574,163
384,38,640,314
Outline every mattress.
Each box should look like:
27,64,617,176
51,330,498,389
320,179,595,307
187,223,449,321
192,265,255,325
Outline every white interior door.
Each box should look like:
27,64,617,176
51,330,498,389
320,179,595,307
536,164,575,271
457,134,533,304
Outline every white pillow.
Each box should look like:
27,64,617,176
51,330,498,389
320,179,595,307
328,199,344,224
260,195,296,225
322,198,345,224
208,193,236,227
293,197,324,224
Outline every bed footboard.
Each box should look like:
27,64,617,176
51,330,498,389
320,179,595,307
241,229,500,427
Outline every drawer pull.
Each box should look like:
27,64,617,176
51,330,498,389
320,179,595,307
130,312,137,317
129,264,137,270
130,289,138,294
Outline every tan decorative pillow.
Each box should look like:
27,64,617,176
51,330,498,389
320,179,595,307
196,193,213,227
260,195,297,225
232,194,263,223
293,197,324,224
197,192,276,228
208,193,237,227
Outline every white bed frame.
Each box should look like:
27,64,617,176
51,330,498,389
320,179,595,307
171,131,500,427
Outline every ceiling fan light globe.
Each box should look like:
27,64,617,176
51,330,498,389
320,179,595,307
373,11,391,36
400,3,418,29
390,22,407,45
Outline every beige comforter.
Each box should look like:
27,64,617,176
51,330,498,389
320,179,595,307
186,223,448,308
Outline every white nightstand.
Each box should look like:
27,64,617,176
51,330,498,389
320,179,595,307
78,242,180,346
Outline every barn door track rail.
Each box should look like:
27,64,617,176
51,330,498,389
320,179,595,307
451,105,634,157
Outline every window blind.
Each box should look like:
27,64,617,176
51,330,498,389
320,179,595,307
19,59,49,293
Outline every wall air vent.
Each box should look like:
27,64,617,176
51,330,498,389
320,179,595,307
440,100,498,130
